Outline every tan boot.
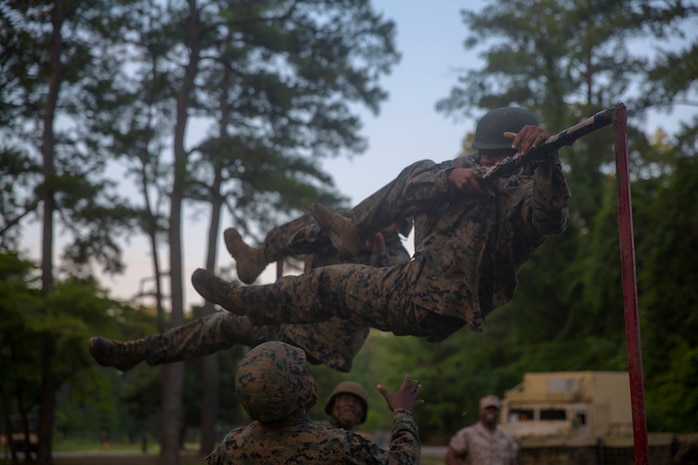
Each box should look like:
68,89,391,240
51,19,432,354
224,228,267,284
191,268,246,315
310,203,363,257
88,337,146,372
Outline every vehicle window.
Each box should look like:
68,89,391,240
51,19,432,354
508,409,535,422
573,412,587,426
540,409,566,420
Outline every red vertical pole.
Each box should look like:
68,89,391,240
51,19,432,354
613,103,649,465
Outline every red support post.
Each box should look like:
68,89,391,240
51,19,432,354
613,103,649,465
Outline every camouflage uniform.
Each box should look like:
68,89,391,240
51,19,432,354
143,220,409,372
222,154,570,340
448,423,518,465
255,213,409,268
206,341,420,465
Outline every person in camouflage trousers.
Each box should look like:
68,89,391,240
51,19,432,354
191,107,571,341
445,395,518,465
205,341,423,465
87,219,410,373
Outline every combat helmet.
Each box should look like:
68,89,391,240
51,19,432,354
472,107,539,150
324,381,369,424
235,341,318,423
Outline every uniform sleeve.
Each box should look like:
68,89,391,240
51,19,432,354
517,160,571,239
395,159,467,208
343,408,421,465
372,159,461,215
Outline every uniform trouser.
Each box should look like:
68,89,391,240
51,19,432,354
144,312,281,366
238,258,461,340
342,160,437,237
261,159,436,260
261,214,327,263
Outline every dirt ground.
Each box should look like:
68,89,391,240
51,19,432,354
52,453,204,465
47,449,445,465
50,454,443,465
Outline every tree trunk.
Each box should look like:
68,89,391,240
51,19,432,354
37,0,64,463
159,1,201,463
199,169,223,454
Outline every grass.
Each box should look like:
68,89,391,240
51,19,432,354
52,453,204,465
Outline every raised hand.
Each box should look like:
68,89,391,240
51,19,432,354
377,375,424,413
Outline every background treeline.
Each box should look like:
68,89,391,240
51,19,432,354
1,0,697,463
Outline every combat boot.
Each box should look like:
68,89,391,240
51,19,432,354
191,268,246,316
310,203,363,257
224,228,267,284
88,337,147,372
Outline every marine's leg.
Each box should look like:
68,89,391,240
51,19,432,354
311,160,437,255
143,312,282,365
279,320,370,372
89,313,282,370
191,263,421,335
88,337,148,372
226,215,329,284
348,159,438,234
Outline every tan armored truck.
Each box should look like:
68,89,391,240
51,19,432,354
499,371,633,439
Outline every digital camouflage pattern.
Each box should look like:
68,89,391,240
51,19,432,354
233,341,317,423
448,422,518,465
206,341,420,465
206,413,420,465
143,216,409,372
202,153,570,341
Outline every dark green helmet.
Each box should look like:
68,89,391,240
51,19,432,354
324,381,368,424
472,107,539,150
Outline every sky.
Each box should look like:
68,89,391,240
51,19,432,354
21,1,696,310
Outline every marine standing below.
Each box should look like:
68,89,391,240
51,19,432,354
445,395,518,465
205,341,423,465
324,381,370,430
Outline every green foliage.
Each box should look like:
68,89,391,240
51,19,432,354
0,251,163,448
635,150,698,433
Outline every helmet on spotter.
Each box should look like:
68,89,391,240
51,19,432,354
235,341,318,423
